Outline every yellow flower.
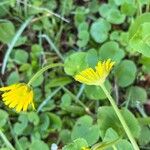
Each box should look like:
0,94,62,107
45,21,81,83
75,59,115,86
0,83,34,112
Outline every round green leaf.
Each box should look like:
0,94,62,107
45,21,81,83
64,52,88,76
90,18,111,43
114,60,137,87
14,49,29,64
0,20,15,44
99,4,125,24
71,115,99,146
7,71,20,85
99,41,125,63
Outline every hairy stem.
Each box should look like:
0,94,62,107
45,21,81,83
28,63,64,86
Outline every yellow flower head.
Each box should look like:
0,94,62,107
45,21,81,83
75,59,115,86
0,83,34,112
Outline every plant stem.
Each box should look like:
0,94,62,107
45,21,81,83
0,129,15,150
27,63,64,86
100,84,139,150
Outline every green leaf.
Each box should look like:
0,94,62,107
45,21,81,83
60,93,72,108
128,13,150,57
29,140,49,150
31,44,43,58
0,20,15,44
106,8,125,24
77,30,89,47
27,112,39,126
64,52,88,76
7,71,20,85
138,126,150,145
114,60,137,87
84,80,112,100
60,129,71,144
140,56,150,73
103,128,119,142
13,114,28,135
14,49,29,64
62,138,88,150
99,4,125,24
99,41,125,63
121,2,136,16
39,113,50,131
71,115,99,146
86,49,98,68
98,106,141,138
74,7,88,27
0,109,8,127
90,18,111,43
48,113,62,131
16,137,30,150
129,13,150,40
102,128,134,150
126,86,147,106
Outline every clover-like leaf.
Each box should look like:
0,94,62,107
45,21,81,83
64,52,88,76
114,60,137,87
90,18,111,43
71,115,99,146
99,41,125,63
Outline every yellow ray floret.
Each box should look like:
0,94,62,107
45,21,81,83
75,59,115,85
0,83,34,112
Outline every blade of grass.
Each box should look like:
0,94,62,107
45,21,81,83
0,129,15,150
19,1,70,23
39,34,64,61
1,16,33,74
37,87,62,113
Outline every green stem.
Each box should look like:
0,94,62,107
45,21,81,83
100,84,139,150
27,63,64,86
0,129,15,150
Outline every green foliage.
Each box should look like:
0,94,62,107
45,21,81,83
0,110,8,128
90,18,111,43
98,106,141,138
126,86,147,106
7,71,20,84
0,20,15,44
114,60,137,87
29,140,49,150
62,138,88,150
64,52,88,76
99,41,125,63
0,0,150,149
103,128,134,150
14,49,29,64
71,115,99,146
129,13,150,57
84,80,112,100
